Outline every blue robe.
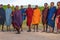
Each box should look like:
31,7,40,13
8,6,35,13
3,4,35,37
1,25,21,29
5,8,12,26
47,6,56,28
0,8,6,25
20,8,26,20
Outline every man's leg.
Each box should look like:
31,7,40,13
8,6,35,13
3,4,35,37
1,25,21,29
46,24,48,32
33,25,35,32
2,24,4,31
29,26,31,31
16,28,20,34
52,27,54,32
27,25,31,32
49,26,53,33
12,23,16,31
9,26,11,31
14,25,20,34
36,24,38,32
20,24,23,31
7,26,9,31
42,24,45,32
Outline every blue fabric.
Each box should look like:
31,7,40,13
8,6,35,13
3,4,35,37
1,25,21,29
0,8,6,25
5,8,12,26
47,6,56,28
20,8,26,20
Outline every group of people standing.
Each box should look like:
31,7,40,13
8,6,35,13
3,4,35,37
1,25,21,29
42,1,60,33
0,1,60,34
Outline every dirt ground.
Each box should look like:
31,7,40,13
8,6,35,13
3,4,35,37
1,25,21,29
0,30,60,40
0,22,59,40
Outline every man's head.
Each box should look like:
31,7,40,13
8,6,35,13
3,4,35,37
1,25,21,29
21,5,23,9
50,2,54,7
0,4,3,8
28,4,31,8
15,5,19,10
7,4,10,8
44,3,48,8
35,5,38,9
57,1,60,8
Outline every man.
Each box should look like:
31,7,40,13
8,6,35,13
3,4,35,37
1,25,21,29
26,4,33,32
13,6,23,34
20,5,26,31
6,4,12,31
55,1,60,33
47,2,56,33
0,4,6,31
42,3,49,32
11,8,16,31
32,5,41,32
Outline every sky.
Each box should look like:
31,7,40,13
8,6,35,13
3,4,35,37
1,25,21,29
0,0,60,6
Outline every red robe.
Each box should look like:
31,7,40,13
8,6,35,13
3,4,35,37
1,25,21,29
26,8,33,26
56,8,60,29
11,11,15,28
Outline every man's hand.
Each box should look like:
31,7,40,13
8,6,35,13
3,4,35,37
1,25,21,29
52,14,55,20
10,14,13,16
52,17,54,20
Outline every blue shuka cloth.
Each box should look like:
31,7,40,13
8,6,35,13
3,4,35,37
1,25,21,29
5,8,12,26
0,8,6,25
20,8,26,20
47,6,56,28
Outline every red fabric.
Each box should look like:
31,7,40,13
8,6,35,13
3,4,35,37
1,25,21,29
26,8,33,26
56,8,60,29
57,17,60,29
12,11,15,28
12,11,15,16
57,23,60,29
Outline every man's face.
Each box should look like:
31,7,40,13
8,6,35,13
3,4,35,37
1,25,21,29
8,4,10,8
44,3,48,8
35,5,38,9
16,6,19,10
21,6,23,9
50,2,54,7
0,5,3,8
57,2,60,8
28,5,31,8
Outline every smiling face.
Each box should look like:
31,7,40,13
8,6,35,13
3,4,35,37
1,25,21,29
57,2,60,8
44,3,48,8
50,2,54,7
